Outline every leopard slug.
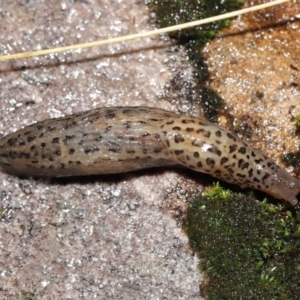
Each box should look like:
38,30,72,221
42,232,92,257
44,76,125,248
0,106,299,205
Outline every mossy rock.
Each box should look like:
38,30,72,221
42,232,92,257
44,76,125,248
184,184,300,299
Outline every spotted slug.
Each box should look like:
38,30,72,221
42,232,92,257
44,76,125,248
0,106,299,205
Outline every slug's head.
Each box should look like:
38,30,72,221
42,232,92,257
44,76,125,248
260,167,300,206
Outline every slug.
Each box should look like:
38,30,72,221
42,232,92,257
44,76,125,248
0,106,299,205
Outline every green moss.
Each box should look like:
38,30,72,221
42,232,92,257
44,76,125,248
149,0,244,122
204,182,231,200
184,186,300,299
21,291,37,300
149,0,244,49
294,114,300,128
199,87,226,123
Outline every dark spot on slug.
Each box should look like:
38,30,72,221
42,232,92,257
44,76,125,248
63,135,75,142
220,157,228,165
166,120,174,125
229,144,238,153
236,173,246,178
85,147,100,154
196,129,211,138
166,140,170,147
27,136,36,142
8,151,17,159
238,147,247,154
46,125,56,131
7,138,17,147
175,150,184,155
105,126,112,133
215,131,222,137
19,152,30,159
238,159,245,168
261,173,270,182
174,134,185,143
106,113,116,118
227,167,234,174
94,135,102,142
254,158,264,164
122,108,133,114
52,137,60,144
186,127,194,132
243,162,250,169
182,119,195,124
124,122,131,129
207,145,222,157
227,132,237,141
248,169,253,177
206,158,215,168
64,122,77,130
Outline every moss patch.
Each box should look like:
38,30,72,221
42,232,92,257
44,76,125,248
22,291,37,300
184,184,300,299
149,0,244,48
149,0,244,122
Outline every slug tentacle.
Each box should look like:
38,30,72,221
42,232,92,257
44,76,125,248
0,106,299,205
